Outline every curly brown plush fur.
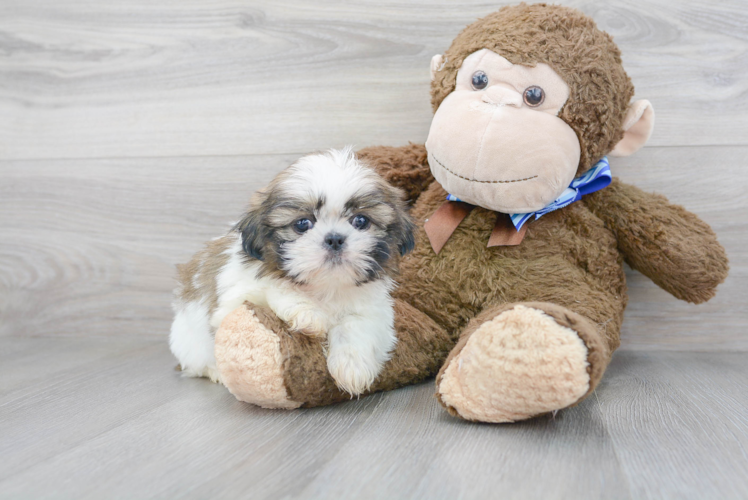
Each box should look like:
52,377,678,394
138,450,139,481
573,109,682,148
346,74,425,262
215,4,729,422
218,141,727,416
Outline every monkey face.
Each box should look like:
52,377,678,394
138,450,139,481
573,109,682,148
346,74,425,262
426,49,581,214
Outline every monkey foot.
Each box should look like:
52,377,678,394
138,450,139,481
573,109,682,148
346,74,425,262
436,304,603,423
215,303,301,410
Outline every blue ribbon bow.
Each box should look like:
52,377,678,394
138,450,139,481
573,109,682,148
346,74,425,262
446,156,612,231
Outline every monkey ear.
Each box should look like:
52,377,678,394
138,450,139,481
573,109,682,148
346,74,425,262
430,54,444,81
610,100,655,157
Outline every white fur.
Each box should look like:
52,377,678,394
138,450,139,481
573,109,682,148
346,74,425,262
169,148,401,395
169,300,220,382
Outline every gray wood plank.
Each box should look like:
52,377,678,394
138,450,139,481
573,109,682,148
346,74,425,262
1,338,746,499
612,146,748,351
0,340,185,482
1,147,744,349
599,351,748,499
1,0,747,160
0,336,157,396
0,154,295,339
1,1,746,498
294,389,630,500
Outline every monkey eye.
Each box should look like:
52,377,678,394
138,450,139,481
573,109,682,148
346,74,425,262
351,214,371,231
523,86,545,107
293,218,314,234
471,71,489,90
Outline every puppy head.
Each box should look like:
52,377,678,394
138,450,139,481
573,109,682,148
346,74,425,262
235,147,415,287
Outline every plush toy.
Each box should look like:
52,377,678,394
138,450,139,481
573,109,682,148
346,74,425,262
214,3,729,422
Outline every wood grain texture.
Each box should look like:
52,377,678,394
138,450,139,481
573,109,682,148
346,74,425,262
1,1,747,498
0,154,294,339
598,351,748,499
1,0,747,160
613,146,747,350
0,339,746,499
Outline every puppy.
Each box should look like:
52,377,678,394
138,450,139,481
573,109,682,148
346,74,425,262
169,147,415,395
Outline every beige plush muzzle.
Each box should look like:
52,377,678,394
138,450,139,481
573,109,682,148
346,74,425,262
425,49,582,214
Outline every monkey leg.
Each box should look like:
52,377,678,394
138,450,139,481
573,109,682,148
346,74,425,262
215,299,453,409
435,302,612,423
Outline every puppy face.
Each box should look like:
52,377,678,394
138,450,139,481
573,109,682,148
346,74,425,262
235,148,415,287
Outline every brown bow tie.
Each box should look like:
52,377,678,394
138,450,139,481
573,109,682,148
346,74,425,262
424,201,527,254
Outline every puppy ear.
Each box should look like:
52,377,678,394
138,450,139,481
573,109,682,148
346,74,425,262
397,216,416,256
235,210,266,261
385,183,416,256
234,192,268,261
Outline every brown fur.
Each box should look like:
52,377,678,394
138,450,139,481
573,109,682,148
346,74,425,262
435,302,610,419
234,168,305,280
245,299,453,407
345,174,417,276
357,144,433,203
395,179,628,345
176,235,233,316
217,5,729,419
245,141,726,412
585,179,729,303
431,3,634,174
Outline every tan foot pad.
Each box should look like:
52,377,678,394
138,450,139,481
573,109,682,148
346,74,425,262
215,305,301,410
438,305,590,422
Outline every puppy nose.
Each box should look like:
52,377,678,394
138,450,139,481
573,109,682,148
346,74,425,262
482,86,522,108
324,233,346,251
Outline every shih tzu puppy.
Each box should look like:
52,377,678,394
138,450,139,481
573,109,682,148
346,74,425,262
169,147,415,395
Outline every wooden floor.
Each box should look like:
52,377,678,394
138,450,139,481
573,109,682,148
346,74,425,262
1,1,747,498
2,338,747,500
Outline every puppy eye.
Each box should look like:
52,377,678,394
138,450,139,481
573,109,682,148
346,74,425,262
471,71,488,90
351,215,370,231
523,86,545,107
293,218,314,234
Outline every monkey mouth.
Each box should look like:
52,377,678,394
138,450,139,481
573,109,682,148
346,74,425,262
429,152,538,184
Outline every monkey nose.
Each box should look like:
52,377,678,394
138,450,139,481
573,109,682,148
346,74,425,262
482,86,522,108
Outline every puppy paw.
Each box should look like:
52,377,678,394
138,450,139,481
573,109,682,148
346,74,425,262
285,305,328,337
326,347,381,396
204,365,223,384
179,364,222,384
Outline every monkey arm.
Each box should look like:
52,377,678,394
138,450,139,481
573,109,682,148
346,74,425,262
357,143,434,203
584,177,729,304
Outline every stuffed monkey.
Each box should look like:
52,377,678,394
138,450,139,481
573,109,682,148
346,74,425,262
214,4,729,422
